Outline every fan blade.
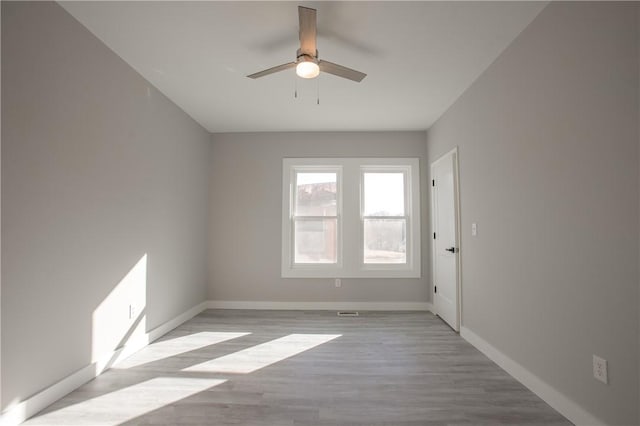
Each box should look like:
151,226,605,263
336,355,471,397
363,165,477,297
319,60,367,82
298,6,317,56
247,62,296,79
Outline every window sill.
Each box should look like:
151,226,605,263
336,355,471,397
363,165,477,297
282,268,421,279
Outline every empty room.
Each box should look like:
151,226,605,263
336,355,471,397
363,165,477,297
1,1,639,425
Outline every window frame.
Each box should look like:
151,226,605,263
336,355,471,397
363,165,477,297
282,158,420,278
289,165,342,271
283,163,343,276
360,166,412,271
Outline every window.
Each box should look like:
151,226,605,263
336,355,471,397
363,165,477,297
282,158,420,278
362,169,408,265
293,169,340,265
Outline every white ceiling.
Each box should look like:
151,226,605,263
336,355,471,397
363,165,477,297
60,1,546,133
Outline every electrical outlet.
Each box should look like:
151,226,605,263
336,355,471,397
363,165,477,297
129,304,136,320
472,223,477,236
593,355,608,384
335,278,341,288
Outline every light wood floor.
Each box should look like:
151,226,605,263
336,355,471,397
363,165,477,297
25,310,571,426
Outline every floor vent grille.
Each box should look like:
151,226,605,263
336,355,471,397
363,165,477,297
337,311,359,317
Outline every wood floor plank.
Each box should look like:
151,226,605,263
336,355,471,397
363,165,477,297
24,310,572,425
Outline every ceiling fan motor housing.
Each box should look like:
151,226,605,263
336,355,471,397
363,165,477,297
296,49,319,64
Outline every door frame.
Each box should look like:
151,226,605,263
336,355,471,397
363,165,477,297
430,146,462,331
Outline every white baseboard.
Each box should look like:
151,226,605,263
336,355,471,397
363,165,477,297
207,300,433,312
146,302,208,343
460,326,605,426
0,301,208,426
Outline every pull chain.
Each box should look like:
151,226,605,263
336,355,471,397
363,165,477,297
316,73,320,105
294,75,298,99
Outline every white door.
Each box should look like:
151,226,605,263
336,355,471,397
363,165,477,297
431,148,460,331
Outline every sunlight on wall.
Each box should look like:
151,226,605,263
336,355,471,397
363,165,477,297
91,254,147,363
183,333,341,374
23,377,225,426
114,332,250,369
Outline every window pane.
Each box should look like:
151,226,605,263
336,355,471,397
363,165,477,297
363,173,404,216
294,219,337,264
295,172,337,216
364,219,406,264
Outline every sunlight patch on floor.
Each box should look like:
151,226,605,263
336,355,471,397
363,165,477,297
182,333,341,374
24,377,225,426
114,331,250,369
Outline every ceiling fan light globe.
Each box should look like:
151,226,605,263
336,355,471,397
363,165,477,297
296,61,320,79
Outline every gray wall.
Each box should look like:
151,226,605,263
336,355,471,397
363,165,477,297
208,132,429,304
1,0,3,409
427,2,638,425
1,1,210,410
1,1,3,409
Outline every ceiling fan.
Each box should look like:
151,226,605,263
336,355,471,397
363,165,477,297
247,6,367,83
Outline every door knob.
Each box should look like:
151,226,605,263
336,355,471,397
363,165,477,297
445,247,457,253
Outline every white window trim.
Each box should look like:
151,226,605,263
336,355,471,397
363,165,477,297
282,158,421,278
288,164,343,272
360,165,414,272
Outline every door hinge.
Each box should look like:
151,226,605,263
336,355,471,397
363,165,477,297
434,286,437,293
432,179,435,187
433,232,436,239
